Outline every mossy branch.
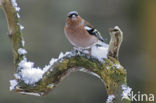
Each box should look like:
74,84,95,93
0,0,131,103
1,0,24,71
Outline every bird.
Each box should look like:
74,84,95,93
64,11,105,55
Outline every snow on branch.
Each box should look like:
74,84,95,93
106,95,115,103
0,0,131,103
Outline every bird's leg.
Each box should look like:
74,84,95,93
73,47,78,55
73,47,91,56
88,48,92,56
73,47,83,55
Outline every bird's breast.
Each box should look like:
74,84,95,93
64,26,98,48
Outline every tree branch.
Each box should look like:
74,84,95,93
107,27,123,59
0,0,131,103
1,0,24,71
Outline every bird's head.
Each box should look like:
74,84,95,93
68,11,78,19
66,11,82,26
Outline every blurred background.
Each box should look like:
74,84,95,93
0,0,156,103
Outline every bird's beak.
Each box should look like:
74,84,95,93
68,11,78,19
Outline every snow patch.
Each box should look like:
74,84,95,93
16,51,72,85
20,25,24,30
18,58,34,69
10,79,18,91
58,52,64,59
20,67,45,84
106,95,115,103
11,0,20,12
18,48,27,55
11,0,24,31
43,58,58,72
22,39,25,46
17,23,24,30
17,56,58,84
47,83,55,88
91,41,109,62
17,13,20,18
58,51,71,59
121,84,132,100
49,58,58,65
14,73,21,79
114,64,121,69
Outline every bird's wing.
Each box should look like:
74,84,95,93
84,20,94,28
83,20,104,42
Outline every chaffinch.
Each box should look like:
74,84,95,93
64,11,105,50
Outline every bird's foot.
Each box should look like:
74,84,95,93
73,47,83,55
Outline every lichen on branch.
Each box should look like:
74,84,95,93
0,0,131,103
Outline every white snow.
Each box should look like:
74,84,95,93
17,13,20,18
17,23,24,30
10,0,24,31
20,67,45,84
47,83,55,88
15,7,20,12
91,41,109,62
121,84,132,100
16,52,59,84
49,58,58,65
11,0,17,7
82,50,89,54
43,58,58,72
18,59,40,84
18,58,34,69
58,52,64,59
10,79,18,91
16,50,70,85
20,25,24,30
18,48,27,55
11,0,20,12
58,51,71,58
106,95,115,103
14,73,21,79
22,39,25,46
114,64,121,69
